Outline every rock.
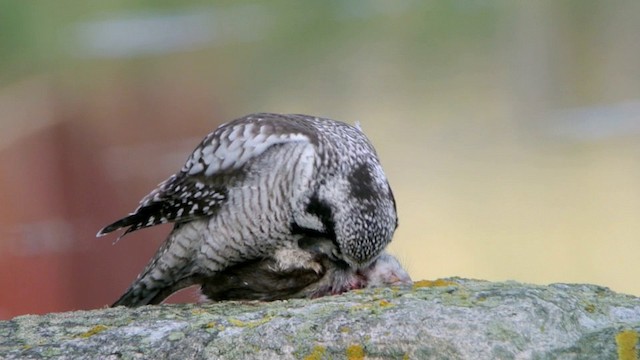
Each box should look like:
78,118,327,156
1,278,639,359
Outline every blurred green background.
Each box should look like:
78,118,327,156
1,1,639,318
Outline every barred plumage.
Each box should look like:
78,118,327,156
98,113,398,307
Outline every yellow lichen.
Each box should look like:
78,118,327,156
584,304,596,313
228,316,271,328
413,279,457,289
340,326,351,333
228,318,246,327
304,345,326,360
350,299,394,314
350,304,372,312
346,344,365,360
76,325,108,338
616,330,639,360
204,322,225,331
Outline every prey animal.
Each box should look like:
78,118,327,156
199,238,411,301
98,113,398,306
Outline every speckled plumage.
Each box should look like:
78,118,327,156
98,113,398,307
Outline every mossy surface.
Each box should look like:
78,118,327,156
1,278,640,359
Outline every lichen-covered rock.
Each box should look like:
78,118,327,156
1,278,639,359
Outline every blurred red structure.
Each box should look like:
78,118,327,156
0,77,223,319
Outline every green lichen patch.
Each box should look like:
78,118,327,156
167,331,186,341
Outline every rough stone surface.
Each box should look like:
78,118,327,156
1,278,639,359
